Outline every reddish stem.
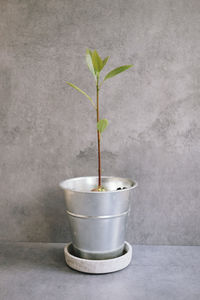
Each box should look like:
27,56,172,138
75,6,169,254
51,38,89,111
96,84,101,187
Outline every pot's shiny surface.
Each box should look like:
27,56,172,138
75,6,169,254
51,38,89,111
60,176,137,259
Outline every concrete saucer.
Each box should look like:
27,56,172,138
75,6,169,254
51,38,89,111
64,241,132,274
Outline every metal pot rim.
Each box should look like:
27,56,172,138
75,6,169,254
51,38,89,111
59,176,138,194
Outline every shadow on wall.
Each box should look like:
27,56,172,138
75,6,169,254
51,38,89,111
43,188,71,243
19,188,71,243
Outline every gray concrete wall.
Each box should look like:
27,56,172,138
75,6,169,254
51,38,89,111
0,0,199,245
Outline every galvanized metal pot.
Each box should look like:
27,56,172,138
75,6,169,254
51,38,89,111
60,176,137,260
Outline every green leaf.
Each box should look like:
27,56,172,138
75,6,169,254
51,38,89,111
92,50,103,73
86,49,96,80
104,65,133,81
97,119,108,133
88,49,93,57
102,56,109,69
66,81,96,109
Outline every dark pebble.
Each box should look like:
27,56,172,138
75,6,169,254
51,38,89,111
123,187,127,189
116,187,122,190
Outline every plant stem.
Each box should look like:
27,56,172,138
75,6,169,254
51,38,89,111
96,83,101,187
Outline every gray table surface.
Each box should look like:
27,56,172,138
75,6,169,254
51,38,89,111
0,242,200,300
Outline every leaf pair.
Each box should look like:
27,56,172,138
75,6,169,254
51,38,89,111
86,49,109,80
86,49,133,83
66,49,133,111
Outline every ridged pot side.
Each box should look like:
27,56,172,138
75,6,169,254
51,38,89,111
60,176,137,259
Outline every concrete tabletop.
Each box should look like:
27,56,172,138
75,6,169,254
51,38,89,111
0,242,200,300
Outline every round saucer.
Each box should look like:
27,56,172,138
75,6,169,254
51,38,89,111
64,241,132,274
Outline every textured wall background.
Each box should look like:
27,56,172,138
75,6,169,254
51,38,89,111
0,0,200,245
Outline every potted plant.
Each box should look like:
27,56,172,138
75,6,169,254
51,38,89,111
60,49,137,261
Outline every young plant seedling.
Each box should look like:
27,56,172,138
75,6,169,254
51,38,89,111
66,49,133,191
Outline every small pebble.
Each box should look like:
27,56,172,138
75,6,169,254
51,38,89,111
123,187,127,189
116,187,122,190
